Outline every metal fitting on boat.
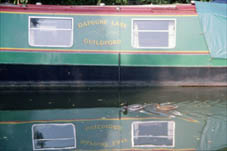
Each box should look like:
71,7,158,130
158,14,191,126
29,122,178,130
36,2,42,5
116,7,121,11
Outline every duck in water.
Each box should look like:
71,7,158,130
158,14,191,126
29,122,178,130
122,102,181,117
155,103,178,112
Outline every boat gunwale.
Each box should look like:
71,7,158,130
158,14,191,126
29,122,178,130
0,4,197,15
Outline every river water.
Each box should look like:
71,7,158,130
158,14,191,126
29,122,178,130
0,87,226,150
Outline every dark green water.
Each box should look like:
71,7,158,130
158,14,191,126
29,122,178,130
0,87,226,151
0,87,226,110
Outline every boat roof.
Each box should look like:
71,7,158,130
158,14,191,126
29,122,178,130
0,4,197,15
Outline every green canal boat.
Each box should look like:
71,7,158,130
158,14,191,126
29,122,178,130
0,1,226,87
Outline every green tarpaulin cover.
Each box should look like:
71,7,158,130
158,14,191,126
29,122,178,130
195,2,227,59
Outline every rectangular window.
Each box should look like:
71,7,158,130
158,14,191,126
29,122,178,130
132,19,176,49
29,16,73,47
132,121,175,147
32,123,76,150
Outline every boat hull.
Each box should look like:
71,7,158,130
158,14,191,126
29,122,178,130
0,64,226,87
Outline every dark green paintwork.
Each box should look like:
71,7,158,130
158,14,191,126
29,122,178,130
0,51,118,65
120,54,225,66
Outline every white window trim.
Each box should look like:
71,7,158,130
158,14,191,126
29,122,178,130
28,16,74,48
131,18,176,49
32,123,76,150
131,121,175,148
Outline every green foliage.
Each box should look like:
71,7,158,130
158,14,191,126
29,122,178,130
20,0,28,4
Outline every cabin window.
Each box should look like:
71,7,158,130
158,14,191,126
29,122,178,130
32,123,76,150
132,121,175,147
29,17,73,47
132,19,176,49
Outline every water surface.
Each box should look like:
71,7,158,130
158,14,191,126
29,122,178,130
0,87,226,151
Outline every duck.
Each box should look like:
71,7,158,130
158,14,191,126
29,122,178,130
155,103,178,112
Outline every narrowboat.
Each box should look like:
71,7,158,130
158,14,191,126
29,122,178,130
0,2,226,87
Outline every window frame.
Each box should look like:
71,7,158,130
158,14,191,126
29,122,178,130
32,123,76,150
131,121,175,148
28,16,74,48
131,18,176,49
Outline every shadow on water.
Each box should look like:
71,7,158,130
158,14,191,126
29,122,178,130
0,87,226,110
0,87,226,151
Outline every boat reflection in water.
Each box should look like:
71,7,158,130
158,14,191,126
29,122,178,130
0,87,226,151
